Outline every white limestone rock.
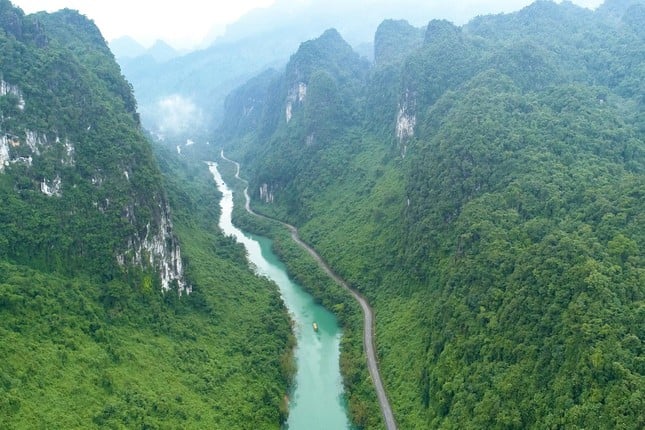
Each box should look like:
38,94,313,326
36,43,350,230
118,202,188,294
1,79,25,111
41,175,62,197
25,130,45,155
259,183,275,203
286,102,293,122
62,139,75,166
396,89,416,157
285,82,307,123
0,135,9,170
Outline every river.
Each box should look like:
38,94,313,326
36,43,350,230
208,162,352,430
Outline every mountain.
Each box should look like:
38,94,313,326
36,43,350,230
0,4,184,289
117,0,516,146
218,1,644,428
118,32,293,141
109,35,146,59
0,2,291,427
111,38,179,63
373,19,424,66
146,39,179,63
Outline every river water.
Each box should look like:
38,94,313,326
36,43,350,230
208,162,352,430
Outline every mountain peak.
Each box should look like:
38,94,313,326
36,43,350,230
375,19,423,66
110,35,146,59
286,28,363,84
319,27,343,42
31,8,111,57
147,39,178,63
424,19,461,44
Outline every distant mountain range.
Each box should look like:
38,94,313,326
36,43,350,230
114,0,515,142
110,36,181,62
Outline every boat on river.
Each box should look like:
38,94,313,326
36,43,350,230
313,322,318,332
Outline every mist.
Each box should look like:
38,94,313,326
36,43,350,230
210,0,604,46
145,95,204,139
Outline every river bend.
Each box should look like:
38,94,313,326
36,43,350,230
218,152,398,430
208,162,352,430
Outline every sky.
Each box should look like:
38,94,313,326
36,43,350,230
12,0,605,50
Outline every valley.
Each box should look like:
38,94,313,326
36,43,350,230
1,0,642,429
214,1,643,428
209,159,352,429
218,151,397,429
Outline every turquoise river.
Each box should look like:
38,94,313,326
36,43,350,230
209,162,352,429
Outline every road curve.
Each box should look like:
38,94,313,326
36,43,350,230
219,151,397,430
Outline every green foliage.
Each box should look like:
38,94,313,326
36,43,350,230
284,28,368,88
1,3,292,428
0,146,293,429
373,19,424,67
0,3,157,280
217,155,384,430
219,2,644,428
219,68,281,141
304,70,341,144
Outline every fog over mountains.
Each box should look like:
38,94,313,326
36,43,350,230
113,0,603,142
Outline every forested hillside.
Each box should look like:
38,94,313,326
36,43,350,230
219,0,644,428
0,2,183,287
0,2,291,427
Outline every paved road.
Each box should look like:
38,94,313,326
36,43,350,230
220,151,398,430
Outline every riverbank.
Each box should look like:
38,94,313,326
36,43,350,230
217,154,391,430
209,162,353,429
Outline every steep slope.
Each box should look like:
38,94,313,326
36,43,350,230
0,2,292,427
230,29,370,223
0,4,184,290
219,1,643,428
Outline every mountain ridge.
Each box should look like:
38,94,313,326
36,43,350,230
217,1,643,428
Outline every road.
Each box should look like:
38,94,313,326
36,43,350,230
220,151,398,430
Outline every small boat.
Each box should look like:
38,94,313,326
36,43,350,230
313,322,318,332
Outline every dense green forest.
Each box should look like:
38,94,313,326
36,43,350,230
0,2,292,428
219,0,644,428
0,1,169,281
0,151,293,428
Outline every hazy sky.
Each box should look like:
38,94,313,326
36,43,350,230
12,0,604,49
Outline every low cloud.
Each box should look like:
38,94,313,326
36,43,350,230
141,94,204,138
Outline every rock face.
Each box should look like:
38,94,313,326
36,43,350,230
1,128,74,172
0,79,25,110
0,5,186,293
259,183,275,203
396,89,416,156
119,202,187,292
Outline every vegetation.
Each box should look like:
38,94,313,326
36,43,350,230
218,1,644,428
0,152,293,428
217,155,384,429
1,2,292,428
0,3,158,279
